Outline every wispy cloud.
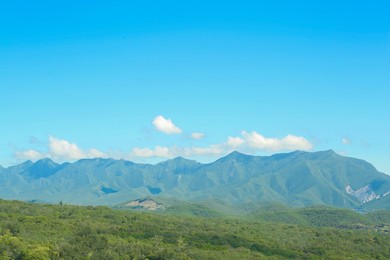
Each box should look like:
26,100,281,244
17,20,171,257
190,132,205,140
341,137,351,145
132,146,172,158
130,145,222,159
153,115,182,134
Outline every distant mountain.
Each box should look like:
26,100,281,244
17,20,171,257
0,150,389,212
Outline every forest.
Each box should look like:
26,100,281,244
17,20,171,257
0,199,389,259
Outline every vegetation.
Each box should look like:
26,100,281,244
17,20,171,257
248,204,390,228
0,199,389,259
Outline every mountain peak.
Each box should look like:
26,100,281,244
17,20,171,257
159,156,200,166
23,160,33,165
216,151,253,163
228,151,246,157
314,149,339,158
20,160,34,168
74,158,116,166
35,158,58,166
172,156,187,161
22,158,62,179
324,149,336,154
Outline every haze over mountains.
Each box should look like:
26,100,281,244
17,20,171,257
0,150,389,212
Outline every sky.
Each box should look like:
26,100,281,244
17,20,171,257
1,1,389,173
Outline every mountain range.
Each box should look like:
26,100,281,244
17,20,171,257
0,150,389,212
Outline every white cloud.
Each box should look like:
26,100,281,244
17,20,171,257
131,131,312,159
13,131,313,162
241,131,312,151
153,115,182,134
226,136,244,148
48,136,107,161
191,132,205,140
48,136,85,160
15,149,44,161
341,137,351,145
132,146,172,158
14,136,107,162
190,145,223,155
88,148,108,158
337,150,348,156
131,144,224,159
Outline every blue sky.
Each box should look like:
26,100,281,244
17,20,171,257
1,1,389,173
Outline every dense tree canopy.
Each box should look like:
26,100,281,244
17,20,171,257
0,199,389,259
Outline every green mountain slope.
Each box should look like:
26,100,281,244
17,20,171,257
0,150,389,211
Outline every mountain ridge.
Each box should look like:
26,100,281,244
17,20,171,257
1,150,389,212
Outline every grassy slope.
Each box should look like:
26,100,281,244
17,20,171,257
0,199,389,259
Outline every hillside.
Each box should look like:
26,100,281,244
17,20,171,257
0,199,389,259
0,150,389,212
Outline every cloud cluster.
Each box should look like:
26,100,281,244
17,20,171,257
48,136,107,161
15,149,43,161
13,116,313,162
226,136,244,148
15,136,107,162
131,131,312,158
153,115,182,134
242,131,313,151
